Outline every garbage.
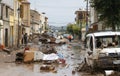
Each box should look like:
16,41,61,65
57,53,64,59
24,51,34,62
67,46,71,48
15,52,24,63
24,46,30,52
39,44,57,54
43,53,59,60
0,44,4,50
43,60,54,64
34,51,44,61
0,44,10,54
24,46,30,51
40,65,55,71
72,70,76,74
2,48,11,54
49,37,56,43
55,39,61,44
52,70,57,73
58,59,66,64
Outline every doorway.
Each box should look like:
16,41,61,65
5,28,8,47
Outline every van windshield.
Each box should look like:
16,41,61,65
95,35,120,48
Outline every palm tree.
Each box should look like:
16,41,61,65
90,0,120,31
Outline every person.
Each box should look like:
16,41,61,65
21,34,24,44
28,34,32,42
68,35,72,42
24,33,28,45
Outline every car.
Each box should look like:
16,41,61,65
85,31,120,71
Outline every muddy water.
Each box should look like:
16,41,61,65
0,43,112,76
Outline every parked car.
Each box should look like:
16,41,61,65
85,31,120,71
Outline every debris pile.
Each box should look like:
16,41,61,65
40,65,55,72
15,32,67,73
0,44,11,54
29,32,67,44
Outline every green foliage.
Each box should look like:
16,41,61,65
67,23,73,34
67,23,80,35
72,25,80,35
91,0,120,30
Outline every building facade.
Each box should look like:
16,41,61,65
30,9,40,34
0,0,15,47
14,0,30,47
75,8,88,41
39,13,48,33
89,0,105,32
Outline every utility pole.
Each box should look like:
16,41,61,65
30,15,34,34
86,0,89,32
78,9,83,40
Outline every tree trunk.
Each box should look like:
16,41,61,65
112,24,116,31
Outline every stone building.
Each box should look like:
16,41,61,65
75,9,88,41
30,9,40,34
14,0,30,47
0,0,14,47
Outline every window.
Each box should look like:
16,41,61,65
89,37,93,51
6,6,8,18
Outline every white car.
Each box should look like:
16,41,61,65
85,31,120,71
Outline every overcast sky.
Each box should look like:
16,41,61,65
29,0,86,26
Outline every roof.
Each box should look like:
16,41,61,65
87,31,120,37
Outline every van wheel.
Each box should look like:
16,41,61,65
90,60,99,74
100,70,106,76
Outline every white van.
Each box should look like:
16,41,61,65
85,31,120,71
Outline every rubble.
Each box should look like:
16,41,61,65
43,53,59,60
15,52,24,63
108,71,120,76
0,44,11,54
15,32,67,74
34,51,44,61
40,65,55,72
24,51,34,62
58,59,66,64
2,48,11,54
72,70,76,74
39,44,57,54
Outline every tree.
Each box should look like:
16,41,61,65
72,25,80,35
67,23,73,34
67,23,81,35
91,0,120,31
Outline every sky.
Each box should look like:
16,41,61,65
29,0,86,26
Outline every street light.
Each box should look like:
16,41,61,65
17,8,20,47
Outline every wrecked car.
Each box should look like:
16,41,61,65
85,31,120,71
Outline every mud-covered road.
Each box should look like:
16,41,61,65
0,41,119,76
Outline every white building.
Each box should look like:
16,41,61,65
0,0,14,47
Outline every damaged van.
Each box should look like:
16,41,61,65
85,31,120,71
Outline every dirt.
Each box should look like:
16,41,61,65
0,41,115,76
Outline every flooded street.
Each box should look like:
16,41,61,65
0,42,82,76
0,42,118,76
